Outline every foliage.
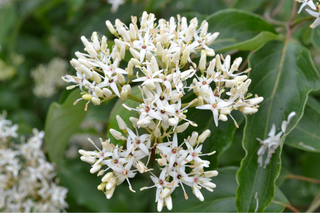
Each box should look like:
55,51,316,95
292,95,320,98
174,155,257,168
1,0,320,212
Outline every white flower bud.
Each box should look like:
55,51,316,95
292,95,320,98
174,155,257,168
168,118,177,126
122,84,131,94
234,75,248,82
242,107,258,114
189,131,198,147
105,186,116,199
102,172,114,182
160,188,171,199
92,97,101,105
157,158,166,166
66,85,76,90
162,49,169,64
137,118,151,127
106,20,117,36
150,56,159,73
181,49,189,65
80,156,96,164
78,149,88,156
117,73,126,84
204,170,218,178
97,182,106,191
130,47,141,60
203,182,216,189
137,161,147,173
81,65,93,79
90,164,102,174
219,114,228,122
127,61,134,77
70,58,81,68
165,196,173,210
101,36,107,52
171,49,181,64
129,117,139,127
148,120,156,130
198,129,211,143
91,32,100,51
247,97,264,106
206,32,219,45
146,51,153,62
176,122,189,133
144,79,156,90
130,58,141,66
155,33,169,43
220,108,231,115
82,94,92,101
103,88,112,97
129,23,137,40
95,87,104,97
205,48,215,56
116,115,127,130
118,27,131,42
157,198,164,212
106,179,116,190
192,78,199,94
109,129,125,140
92,71,101,83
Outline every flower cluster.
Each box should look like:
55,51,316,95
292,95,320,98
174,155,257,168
296,0,320,28
256,112,296,168
31,57,68,98
66,11,263,211
0,111,68,212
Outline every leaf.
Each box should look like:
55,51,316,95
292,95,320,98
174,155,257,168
285,96,320,152
311,27,320,51
236,41,320,212
231,0,268,12
206,9,282,52
58,158,150,212
156,167,288,212
44,89,87,167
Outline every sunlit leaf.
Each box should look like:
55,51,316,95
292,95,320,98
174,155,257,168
236,41,320,212
206,9,282,52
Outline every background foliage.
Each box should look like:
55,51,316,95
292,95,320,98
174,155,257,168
1,0,320,212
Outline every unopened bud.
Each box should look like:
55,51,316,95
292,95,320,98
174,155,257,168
116,115,127,130
92,71,102,83
95,87,104,97
90,164,102,174
176,122,189,133
198,129,211,143
106,20,118,35
219,114,228,122
81,65,93,79
109,129,125,140
247,97,264,106
103,88,112,98
189,131,198,147
242,107,258,114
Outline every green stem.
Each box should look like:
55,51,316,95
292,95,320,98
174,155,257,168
127,93,143,103
291,16,315,28
284,174,320,184
307,188,320,213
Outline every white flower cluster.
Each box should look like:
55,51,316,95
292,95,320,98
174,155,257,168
0,112,68,212
65,11,263,211
79,118,217,212
296,0,320,28
257,112,296,168
31,57,68,98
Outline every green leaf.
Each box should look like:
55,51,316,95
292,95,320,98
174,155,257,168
58,158,150,212
106,86,140,145
206,9,283,52
158,167,288,212
231,0,268,12
236,41,320,212
44,89,87,166
285,96,320,152
0,2,17,46
311,27,320,51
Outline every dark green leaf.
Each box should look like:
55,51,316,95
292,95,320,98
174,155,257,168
231,0,268,12
206,9,282,52
44,89,87,166
236,41,320,212
285,96,320,152
158,167,288,212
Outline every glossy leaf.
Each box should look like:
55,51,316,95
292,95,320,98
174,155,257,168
44,89,87,167
236,41,320,212
158,167,288,212
206,9,282,52
286,96,320,152
231,0,268,12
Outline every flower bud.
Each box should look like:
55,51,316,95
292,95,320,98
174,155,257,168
80,156,96,164
247,97,264,106
109,129,125,140
204,170,218,178
129,117,139,127
82,94,92,101
156,42,163,59
90,164,102,174
118,73,126,84
168,118,177,126
219,114,228,122
154,128,161,137
198,129,211,143
189,131,198,147
103,88,112,98
105,186,116,199
92,71,102,83
130,47,141,60
116,115,127,130
176,122,189,133
127,61,134,77
102,172,114,182
81,65,93,79
92,97,101,105
106,20,118,36
242,107,258,114
95,87,104,97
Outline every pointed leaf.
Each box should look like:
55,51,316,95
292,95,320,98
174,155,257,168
285,96,320,152
206,9,282,52
236,41,320,212
44,89,87,166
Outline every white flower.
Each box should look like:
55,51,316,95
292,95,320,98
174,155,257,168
297,0,316,14
306,8,320,28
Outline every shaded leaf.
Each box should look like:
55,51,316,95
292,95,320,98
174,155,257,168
285,96,320,152
231,0,268,12
206,9,282,52
236,41,320,212
44,89,87,166
311,27,320,51
158,167,288,212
